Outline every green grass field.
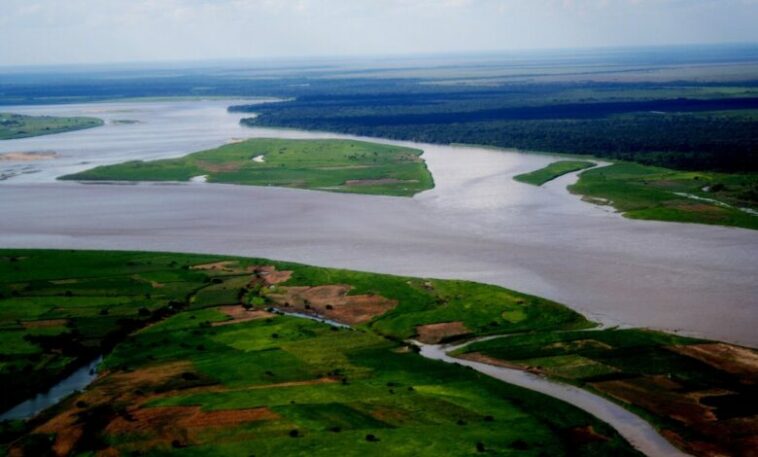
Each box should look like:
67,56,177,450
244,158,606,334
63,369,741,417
0,249,641,456
570,162,758,230
61,138,434,197
514,160,595,186
0,113,103,140
456,329,758,457
7,249,754,456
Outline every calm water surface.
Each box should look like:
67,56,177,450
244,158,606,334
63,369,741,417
0,100,756,347
0,357,102,421
417,341,689,457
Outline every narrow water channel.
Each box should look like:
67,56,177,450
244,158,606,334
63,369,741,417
415,340,690,457
1,356,102,421
256,307,691,457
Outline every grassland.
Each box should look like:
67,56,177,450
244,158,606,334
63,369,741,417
514,160,595,186
0,249,641,456
61,138,434,197
570,162,758,230
456,329,758,457
0,113,103,140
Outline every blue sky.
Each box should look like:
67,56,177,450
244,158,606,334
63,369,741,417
1,0,757,66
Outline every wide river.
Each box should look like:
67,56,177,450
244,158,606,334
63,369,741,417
1,99,756,347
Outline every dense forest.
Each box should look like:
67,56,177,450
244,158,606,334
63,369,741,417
2,49,757,172
235,90,758,172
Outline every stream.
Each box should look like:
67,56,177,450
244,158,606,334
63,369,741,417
414,339,690,457
249,307,689,456
0,356,102,422
238,307,692,457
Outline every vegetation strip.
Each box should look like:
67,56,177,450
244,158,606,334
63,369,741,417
0,113,103,140
61,138,434,197
514,160,595,186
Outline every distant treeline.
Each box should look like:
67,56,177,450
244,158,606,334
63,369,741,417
2,68,756,172
236,94,758,172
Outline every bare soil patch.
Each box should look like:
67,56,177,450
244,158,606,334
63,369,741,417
191,260,239,272
23,319,68,329
370,406,410,424
22,362,199,456
212,306,274,326
0,151,59,161
196,160,242,173
90,361,195,403
415,321,471,344
660,428,751,457
108,405,277,433
239,377,338,391
544,339,613,352
590,376,717,425
253,265,293,285
671,202,725,215
565,425,609,446
456,352,543,373
670,343,758,383
267,284,397,325
34,408,83,457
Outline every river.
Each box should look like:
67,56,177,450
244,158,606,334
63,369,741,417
416,341,689,457
0,99,756,347
0,357,102,421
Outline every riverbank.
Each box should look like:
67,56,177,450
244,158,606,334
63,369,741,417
569,162,758,230
2,249,639,456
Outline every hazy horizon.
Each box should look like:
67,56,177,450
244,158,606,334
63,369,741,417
2,0,758,67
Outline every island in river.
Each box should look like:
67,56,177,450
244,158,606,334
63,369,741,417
61,138,434,197
516,160,758,230
0,113,103,140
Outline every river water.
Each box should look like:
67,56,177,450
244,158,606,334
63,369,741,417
416,341,689,457
0,357,102,421
0,99,756,347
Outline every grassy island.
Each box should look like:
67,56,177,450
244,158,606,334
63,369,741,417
514,160,595,186
0,113,103,140
61,138,434,197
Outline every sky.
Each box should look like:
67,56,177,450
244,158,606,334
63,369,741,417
1,0,757,66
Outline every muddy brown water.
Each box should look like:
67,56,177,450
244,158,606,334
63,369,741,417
1,100,755,347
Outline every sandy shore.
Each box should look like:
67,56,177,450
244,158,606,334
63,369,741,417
0,151,59,161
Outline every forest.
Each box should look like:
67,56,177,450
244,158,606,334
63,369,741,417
234,89,758,172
